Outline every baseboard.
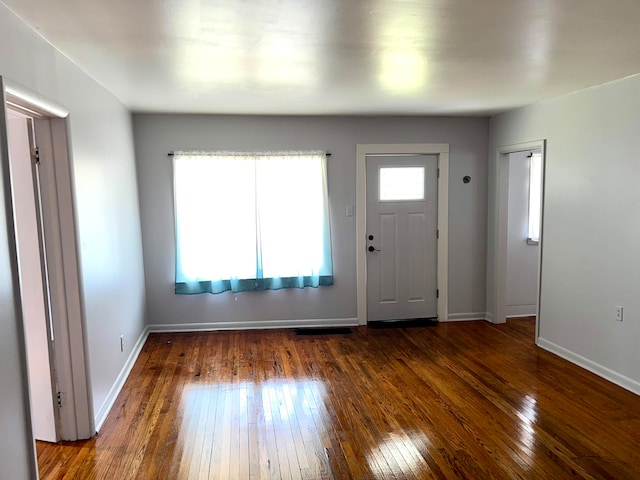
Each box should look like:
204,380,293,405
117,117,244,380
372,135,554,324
147,317,359,333
444,312,487,322
506,304,537,317
485,311,495,323
537,337,640,396
94,326,150,432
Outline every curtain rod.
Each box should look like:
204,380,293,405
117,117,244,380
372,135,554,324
168,151,331,157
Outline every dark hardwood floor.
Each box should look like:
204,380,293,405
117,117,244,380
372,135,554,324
37,318,640,479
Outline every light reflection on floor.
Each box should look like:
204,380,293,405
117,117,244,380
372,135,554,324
176,379,330,478
517,394,538,452
367,431,432,477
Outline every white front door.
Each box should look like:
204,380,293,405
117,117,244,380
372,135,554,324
366,155,438,321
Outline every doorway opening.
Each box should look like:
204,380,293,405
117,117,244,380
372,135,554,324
356,144,449,325
494,140,546,341
1,77,93,443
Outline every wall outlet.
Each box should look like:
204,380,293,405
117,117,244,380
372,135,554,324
120,335,124,352
615,306,624,322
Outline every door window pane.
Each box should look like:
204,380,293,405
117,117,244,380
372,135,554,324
379,167,425,201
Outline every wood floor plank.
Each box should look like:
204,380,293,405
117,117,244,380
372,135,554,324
36,319,640,479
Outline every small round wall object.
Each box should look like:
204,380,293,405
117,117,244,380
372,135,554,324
463,175,471,184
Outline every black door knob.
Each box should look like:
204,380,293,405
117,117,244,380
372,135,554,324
368,246,375,252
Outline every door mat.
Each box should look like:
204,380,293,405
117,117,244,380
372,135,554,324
295,327,353,335
368,318,438,329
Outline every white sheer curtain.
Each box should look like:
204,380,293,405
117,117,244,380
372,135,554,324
528,152,542,243
173,151,333,294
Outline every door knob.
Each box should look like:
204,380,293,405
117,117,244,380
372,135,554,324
368,246,380,252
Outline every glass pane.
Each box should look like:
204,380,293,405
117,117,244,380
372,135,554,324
379,167,425,201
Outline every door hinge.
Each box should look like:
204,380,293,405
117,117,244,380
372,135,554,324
437,229,439,239
436,289,440,298
57,391,63,408
31,147,40,164
437,168,440,178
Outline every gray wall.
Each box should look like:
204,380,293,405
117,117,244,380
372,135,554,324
488,73,640,389
506,151,539,316
0,4,146,476
133,114,489,326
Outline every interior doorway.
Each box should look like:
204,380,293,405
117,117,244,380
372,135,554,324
495,140,546,341
1,77,94,442
505,149,542,319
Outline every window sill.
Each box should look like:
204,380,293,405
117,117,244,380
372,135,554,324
527,238,539,245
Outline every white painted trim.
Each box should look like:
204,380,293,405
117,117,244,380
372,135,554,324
505,304,537,317
537,337,640,396
94,326,150,432
506,313,537,319
356,144,449,325
49,118,94,438
485,311,496,323
2,79,93,441
445,312,487,322
4,79,69,118
437,152,449,323
490,140,546,343
148,318,359,333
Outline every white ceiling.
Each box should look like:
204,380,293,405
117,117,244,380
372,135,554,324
5,0,640,116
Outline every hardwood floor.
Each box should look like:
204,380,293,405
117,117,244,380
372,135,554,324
37,318,640,479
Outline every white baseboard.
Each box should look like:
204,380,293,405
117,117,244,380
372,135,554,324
506,304,537,317
444,312,487,322
485,311,495,323
94,326,150,432
147,317,359,333
537,337,640,396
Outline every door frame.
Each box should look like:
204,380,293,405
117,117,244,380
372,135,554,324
356,143,449,325
491,140,546,342
7,108,62,442
1,77,94,440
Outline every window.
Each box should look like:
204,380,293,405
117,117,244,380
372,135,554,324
527,151,542,244
379,166,425,201
173,151,333,294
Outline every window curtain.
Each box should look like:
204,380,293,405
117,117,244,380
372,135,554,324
173,151,333,294
527,152,542,243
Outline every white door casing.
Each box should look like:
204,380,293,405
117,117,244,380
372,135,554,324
7,111,59,442
2,77,94,441
366,155,438,321
491,140,546,343
356,144,449,325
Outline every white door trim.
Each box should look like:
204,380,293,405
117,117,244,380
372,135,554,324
356,143,449,325
1,77,94,440
492,140,546,342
